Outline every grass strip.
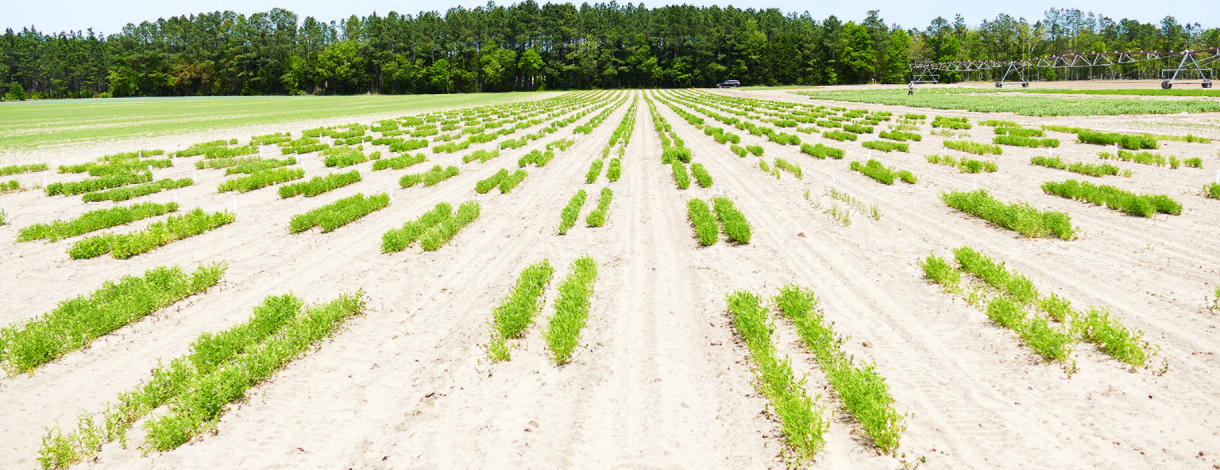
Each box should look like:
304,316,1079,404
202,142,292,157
586,188,613,227
687,199,719,246
0,263,225,374
712,196,752,244
775,285,904,453
1042,180,1180,217
218,168,304,193
382,202,452,252
81,178,193,202
289,193,389,234
941,189,1074,239
420,200,481,251
725,291,827,464
487,260,555,361
278,170,361,198
545,256,599,365
19,202,179,242
67,209,235,260
143,292,364,451
38,294,303,469
558,190,587,235
0,163,48,176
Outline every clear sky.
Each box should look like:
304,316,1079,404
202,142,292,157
8,0,1214,35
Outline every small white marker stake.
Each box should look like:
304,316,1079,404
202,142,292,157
831,176,836,188
389,187,394,202
972,178,977,190
43,174,48,187
173,190,178,204
232,196,237,215
1215,170,1219,184
1114,143,1119,155
192,168,197,180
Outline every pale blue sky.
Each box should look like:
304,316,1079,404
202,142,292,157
8,0,1214,35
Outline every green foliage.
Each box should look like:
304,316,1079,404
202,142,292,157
861,140,908,153
545,256,599,364
0,163,48,176
994,126,1043,137
558,190,587,235
1080,307,1152,367
382,202,452,252
585,159,604,184
68,209,235,260
671,161,691,189
278,170,361,198
1042,180,1180,217
1,179,20,193
1077,130,1158,150
224,157,296,175
850,159,913,184
712,196,751,244
143,292,364,450
878,130,921,141
774,285,905,452
1184,157,1203,168
81,178,193,202
46,171,152,196
585,188,613,227
926,154,997,173
994,135,1059,148
941,189,1074,240
498,170,527,193
774,158,801,179
606,158,622,181
690,162,714,187
19,202,179,242
419,200,481,251
1031,156,1121,177
931,116,971,129
462,149,500,164
389,139,429,152
487,259,554,361
686,199,719,246
944,140,1002,155
476,169,510,194
0,264,225,373
218,168,304,193
799,89,1220,116
730,144,748,157
980,119,1019,127
289,193,390,233
725,291,827,463
921,254,961,290
843,124,873,134
800,143,845,159
823,130,856,141
1205,182,1220,199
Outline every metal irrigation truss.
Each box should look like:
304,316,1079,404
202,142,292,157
911,48,1218,89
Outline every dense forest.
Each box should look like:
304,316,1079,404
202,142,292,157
2,2,1218,99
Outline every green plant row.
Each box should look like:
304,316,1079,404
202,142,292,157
843,124,874,134
994,135,1060,148
712,196,752,244
941,189,1074,239
476,169,509,194
382,202,452,252
662,147,692,163
1042,180,1180,217
372,152,427,171
932,116,971,129
498,170,527,193
196,156,259,170
19,202,179,242
388,139,429,152
775,285,905,452
944,140,1002,155
278,170,361,198
558,190,587,235
403,165,460,188
774,158,802,179
800,143,845,159
1206,182,1220,200
0,263,225,374
1,179,18,193
46,171,152,196
420,200,481,251
687,198,719,246
799,88,1220,116
690,162,714,187
878,130,921,142
725,290,827,464
82,178,193,202
861,140,909,153
68,208,235,260
607,158,622,181
0,163,47,176
850,159,915,185
290,193,389,234
1030,156,1120,177
142,292,364,451
1077,130,1158,150
671,161,691,189
994,127,1043,137
586,188,613,227
926,155,997,173
218,168,304,193
545,256,599,364
487,259,555,361
225,157,297,175
585,159,604,184
37,292,302,468
823,130,856,142
462,149,501,164
519,149,556,167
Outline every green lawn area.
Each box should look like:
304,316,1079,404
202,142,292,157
794,88,1220,116
0,92,559,150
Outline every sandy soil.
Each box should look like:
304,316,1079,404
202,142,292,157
1,87,1219,469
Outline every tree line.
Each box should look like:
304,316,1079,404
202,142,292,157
2,2,1217,99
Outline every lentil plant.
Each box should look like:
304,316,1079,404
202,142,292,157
941,189,1074,239
686,199,719,246
712,196,752,244
419,200,481,251
487,260,555,361
0,264,225,374
289,193,390,234
277,170,361,198
1042,180,1181,217
558,190,587,235
382,202,452,252
18,202,179,242
68,209,235,260
585,188,613,227
544,256,599,365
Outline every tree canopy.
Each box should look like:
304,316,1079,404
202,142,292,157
2,3,1216,99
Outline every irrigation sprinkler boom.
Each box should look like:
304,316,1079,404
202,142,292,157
911,48,1218,88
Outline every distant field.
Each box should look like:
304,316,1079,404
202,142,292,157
0,92,557,150
795,88,1220,116
1011,88,1220,97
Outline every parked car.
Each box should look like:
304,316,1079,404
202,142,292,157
717,80,741,88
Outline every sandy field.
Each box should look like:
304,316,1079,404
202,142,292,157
1,87,1219,469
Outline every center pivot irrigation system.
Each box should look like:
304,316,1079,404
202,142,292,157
911,48,1218,89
